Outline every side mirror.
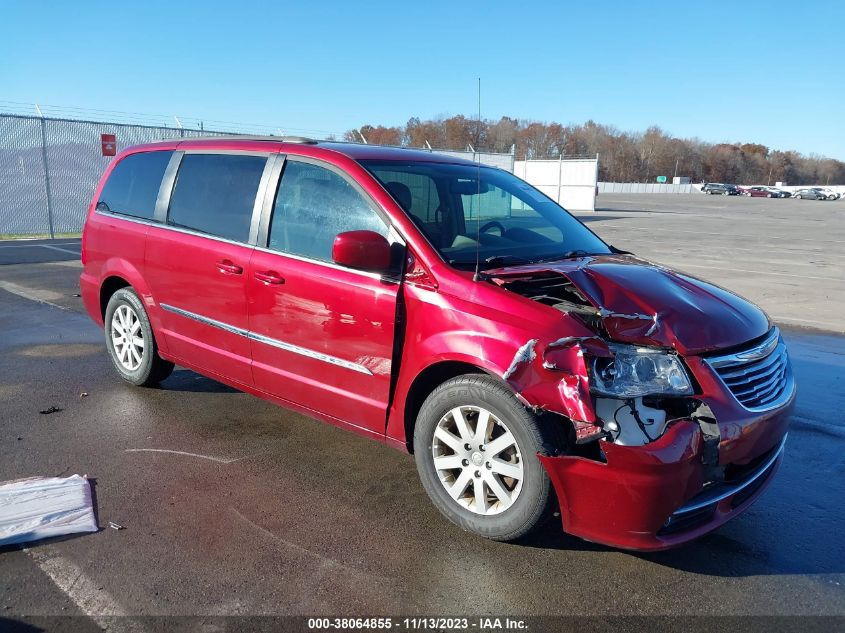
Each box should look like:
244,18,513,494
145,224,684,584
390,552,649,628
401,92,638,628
332,230,392,273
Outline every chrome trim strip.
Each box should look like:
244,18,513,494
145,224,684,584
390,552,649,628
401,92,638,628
256,153,286,247
93,210,402,282
249,155,277,245
673,433,787,515
247,330,372,375
159,303,373,376
96,210,256,248
153,220,256,249
95,211,155,229
180,149,275,157
705,328,795,413
709,328,781,368
161,303,249,337
154,151,183,223
252,245,398,282
718,346,786,381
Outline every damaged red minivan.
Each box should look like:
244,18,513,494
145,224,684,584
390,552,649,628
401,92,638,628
81,137,795,550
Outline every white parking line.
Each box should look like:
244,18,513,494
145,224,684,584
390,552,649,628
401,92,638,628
51,259,83,268
0,241,81,249
25,545,147,631
124,448,249,464
0,280,68,310
40,244,82,256
598,224,845,245
629,243,845,260
230,507,389,585
771,315,842,330
669,263,842,283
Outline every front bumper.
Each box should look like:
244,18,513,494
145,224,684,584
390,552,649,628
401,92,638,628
538,394,793,551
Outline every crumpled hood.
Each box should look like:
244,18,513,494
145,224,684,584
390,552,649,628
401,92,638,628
490,254,770,355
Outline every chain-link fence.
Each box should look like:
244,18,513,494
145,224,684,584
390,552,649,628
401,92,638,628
0,114,244,237
0,113,515,238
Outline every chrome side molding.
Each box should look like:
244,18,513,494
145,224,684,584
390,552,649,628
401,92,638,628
160,303,373,376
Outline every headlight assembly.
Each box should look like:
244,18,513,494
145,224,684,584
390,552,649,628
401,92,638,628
589,343,693,397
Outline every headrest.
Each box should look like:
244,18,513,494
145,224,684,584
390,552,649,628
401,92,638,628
385,181,413,212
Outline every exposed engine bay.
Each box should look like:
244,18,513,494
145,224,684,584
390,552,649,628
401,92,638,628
483,257,759,451
594,397,668,446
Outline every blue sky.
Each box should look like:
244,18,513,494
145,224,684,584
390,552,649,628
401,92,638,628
2,1,843,159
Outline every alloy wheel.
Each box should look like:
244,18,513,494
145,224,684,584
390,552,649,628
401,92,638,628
431,406,524,516
110,304,144,371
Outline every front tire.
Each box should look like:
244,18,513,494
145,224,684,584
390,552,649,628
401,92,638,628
413,374,565,541
104,288,174,386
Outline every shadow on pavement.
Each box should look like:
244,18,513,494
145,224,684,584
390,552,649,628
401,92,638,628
159,369,240,394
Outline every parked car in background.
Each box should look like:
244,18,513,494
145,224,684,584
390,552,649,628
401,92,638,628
761,186,790,198
793,188,827,200
744,186,785,198
81,136,794,551
702,183,739,195
811,188,840,200
742,187,780,198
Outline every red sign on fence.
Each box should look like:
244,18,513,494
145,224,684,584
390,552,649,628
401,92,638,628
101,134,116,156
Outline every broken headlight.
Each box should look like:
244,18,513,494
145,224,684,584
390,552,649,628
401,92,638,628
589,343,693,397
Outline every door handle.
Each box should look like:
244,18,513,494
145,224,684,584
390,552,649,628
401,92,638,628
254,270,284,285
216,259,243,275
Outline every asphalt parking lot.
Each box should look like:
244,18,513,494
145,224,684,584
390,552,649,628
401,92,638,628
583,193,845,334
1,194,844,627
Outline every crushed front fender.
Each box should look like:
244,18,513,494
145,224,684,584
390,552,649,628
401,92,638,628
539,420,714,550
539,397,792,551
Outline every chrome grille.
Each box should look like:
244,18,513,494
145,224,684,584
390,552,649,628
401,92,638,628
707,328,794,411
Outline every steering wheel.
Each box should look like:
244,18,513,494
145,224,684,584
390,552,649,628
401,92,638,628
478,220,505,235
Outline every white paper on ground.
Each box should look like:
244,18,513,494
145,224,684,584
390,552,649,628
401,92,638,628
0,474,98,546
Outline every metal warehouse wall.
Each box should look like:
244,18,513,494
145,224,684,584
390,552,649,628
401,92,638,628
598,182,695,194
436,149,515,172
0,113,514,238
514,157,599,211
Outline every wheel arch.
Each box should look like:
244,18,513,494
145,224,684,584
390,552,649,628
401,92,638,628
99,275,131,319
402,360,490,453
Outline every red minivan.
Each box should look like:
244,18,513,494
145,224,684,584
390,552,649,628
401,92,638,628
81,137,794,550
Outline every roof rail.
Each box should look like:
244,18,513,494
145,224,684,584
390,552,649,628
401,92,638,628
278,135,319,144
157,134,320,144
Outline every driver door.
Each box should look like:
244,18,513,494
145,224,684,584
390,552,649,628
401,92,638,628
247,157,402,434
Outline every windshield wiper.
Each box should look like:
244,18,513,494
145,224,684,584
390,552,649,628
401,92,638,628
534,250,594,263
481,255,534,267
453,252,595,272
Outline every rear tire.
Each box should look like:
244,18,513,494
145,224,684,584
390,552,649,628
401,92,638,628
413,374,566,541
104,288,174,386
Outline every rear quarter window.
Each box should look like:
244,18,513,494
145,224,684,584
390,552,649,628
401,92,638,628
167,153,267,243
97,151,173,220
